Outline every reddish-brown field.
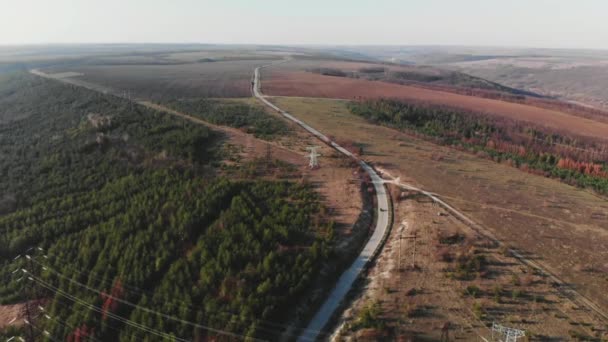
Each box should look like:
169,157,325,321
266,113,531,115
262,71,608,140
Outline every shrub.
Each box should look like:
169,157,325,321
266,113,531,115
472,301,484,319
436,247,454,262
464,285,481,298
353,301,384,330
493,285,503,303
438,232,466,245
512,289,522,300
406,288,418,296
453,251,487,280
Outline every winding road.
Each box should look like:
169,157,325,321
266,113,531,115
253,65,391,341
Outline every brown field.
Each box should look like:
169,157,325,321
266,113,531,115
334,195,608,340
269,97,608,326
45,59,270,99
261,70,608,141
266,58,412,73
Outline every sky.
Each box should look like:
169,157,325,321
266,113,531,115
1,0,607,49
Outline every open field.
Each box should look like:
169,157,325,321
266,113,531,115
262,71,608,141
268,97,608,320
334,195,607,340
266,58,529,95
44,59,272,99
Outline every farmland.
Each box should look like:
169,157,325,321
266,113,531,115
45,59,270,99
268,96,608,319
261,68,608,141
267,58,529,95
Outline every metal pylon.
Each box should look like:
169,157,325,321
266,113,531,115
306,146,321,169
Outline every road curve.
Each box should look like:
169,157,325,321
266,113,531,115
253,65,391,341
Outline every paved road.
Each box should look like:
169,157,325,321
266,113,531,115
253,65,391,341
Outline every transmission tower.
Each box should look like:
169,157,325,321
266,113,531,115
265,143,273,171
491,322,525,342
306,146,321,169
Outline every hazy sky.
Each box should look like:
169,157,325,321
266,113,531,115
1,0,607,49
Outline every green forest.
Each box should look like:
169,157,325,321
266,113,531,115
349,99,608,195
163,98,289,140
0,73,333,340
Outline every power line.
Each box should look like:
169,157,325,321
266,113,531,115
26,274,190,342
31,288,133,342
25,263,264,342
21,315,61,342
29,250,331,340
33,300,104,342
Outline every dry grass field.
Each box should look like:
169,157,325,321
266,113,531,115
334,195,607,340
261,71,608,141
269,97,608,320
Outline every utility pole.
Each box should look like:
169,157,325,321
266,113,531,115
306,146,321,169
23,289,34,342
401,232,417,269
398,230,402,271
15,252,35,342
491,322,525,342
413,232,417,268
129,90,133,111
265,143,273,172
20,248,46,342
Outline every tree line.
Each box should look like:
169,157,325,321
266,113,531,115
163,98,289,140
349,99,608,195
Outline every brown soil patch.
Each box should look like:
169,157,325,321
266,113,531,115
0,303,25,329
262,71,608,140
